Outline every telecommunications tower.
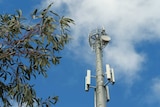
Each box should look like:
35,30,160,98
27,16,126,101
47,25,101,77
85,28,115,107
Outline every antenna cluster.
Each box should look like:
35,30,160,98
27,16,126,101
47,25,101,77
85,27,115,107
105,64,115,85
89,28,111,49
85,64,115,102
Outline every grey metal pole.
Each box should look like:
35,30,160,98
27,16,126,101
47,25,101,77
94,90,96,107
87,28,111,107
95,39,106,107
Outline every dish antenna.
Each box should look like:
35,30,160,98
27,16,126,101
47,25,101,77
101,35,111,42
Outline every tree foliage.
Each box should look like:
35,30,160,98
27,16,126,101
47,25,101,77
0,3,74,107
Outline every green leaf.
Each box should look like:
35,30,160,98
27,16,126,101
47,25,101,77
16,9,22,18
42,71,47,78
24,74,31,80
52,96,58,104
34,39,43,45
31,9,38,19
56,57,62,59
45,43,50,48
0,73,4,77
47,2,54,10
50,10,59,17
52,57,56,65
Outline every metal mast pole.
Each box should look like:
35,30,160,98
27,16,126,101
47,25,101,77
85,28,114,107
95,38,106,107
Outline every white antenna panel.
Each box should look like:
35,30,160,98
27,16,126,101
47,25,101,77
111,68,115,84
106,64,111,80
86,76,91,85
85,70,91,91
85,76,89,91
86,70,91,85
87,70,91,78
105,85,110,102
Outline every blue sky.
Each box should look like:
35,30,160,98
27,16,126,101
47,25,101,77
1,0,160,107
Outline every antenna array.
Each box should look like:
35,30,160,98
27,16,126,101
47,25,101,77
85,28,115,107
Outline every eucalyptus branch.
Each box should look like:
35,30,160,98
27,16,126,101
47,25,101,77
0,3,74,107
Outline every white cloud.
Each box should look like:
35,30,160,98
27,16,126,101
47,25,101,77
105,44,145,84
145,77,160,104
41,0,160,84
152,78,160,98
